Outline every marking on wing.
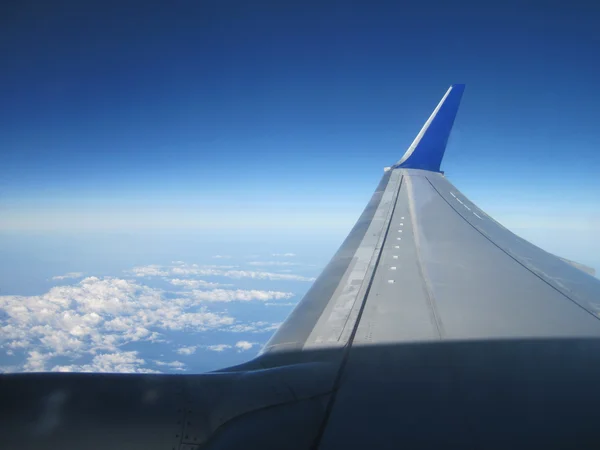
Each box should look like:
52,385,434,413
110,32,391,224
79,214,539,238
451,191,486,220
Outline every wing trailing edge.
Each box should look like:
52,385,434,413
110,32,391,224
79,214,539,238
393,84,465,172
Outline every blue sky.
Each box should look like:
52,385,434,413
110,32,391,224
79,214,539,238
2,1,599,223
0,1,599,372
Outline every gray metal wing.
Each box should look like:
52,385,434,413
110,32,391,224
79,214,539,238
262,83,600,361
3,85,600,450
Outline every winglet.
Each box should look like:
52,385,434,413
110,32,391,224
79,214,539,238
393,84,465,172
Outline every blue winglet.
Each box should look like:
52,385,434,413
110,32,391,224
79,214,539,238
393,84,465,172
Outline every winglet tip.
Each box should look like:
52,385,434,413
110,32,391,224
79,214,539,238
393,84,465,172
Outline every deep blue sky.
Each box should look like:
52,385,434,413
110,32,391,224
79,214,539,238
1,0,599,265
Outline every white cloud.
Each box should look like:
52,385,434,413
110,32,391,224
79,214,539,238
235,341,256,351
175,346,197,355
51,272,84,281
272,253,296,257
51,351,158,373
206,344,231,352
153,360,186,370
7,340,31,349
227,321,282,333
247,261,298,267
1,260,300,372
169,279,223,289
188,289,294,303
0,365,20,374
212,255,231,259
0,276,236,372
264,302,297,307
130,262,314,282
24,350,55,372
216,270,314,282
39,330,85,353
130,265,169,277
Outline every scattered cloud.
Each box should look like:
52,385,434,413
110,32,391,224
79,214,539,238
188,289,293,303
235,341,256,351
0,365,19,374
227,321,282,333
206,344,231,352
169,278,224,289
265,302,297,307
153,360,186,370
25,350,55,372
247,261,299,267
131,262,315,282
221,270,313,281
201,340,260,353
175,346,197,355
201,265,239,269
2,259,300,372
272,253,296,257
131,265,169,277
51,272,84,281
0,276,236,372
212,255,231,259
51,351,159,373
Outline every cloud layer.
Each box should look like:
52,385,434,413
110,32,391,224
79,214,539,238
52,351,159,373
131,262,315,282
0,268,291,373
203,341,256,353
51,272,84,281
188,289,293,303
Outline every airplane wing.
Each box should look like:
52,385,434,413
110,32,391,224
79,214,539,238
3,85,600,450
